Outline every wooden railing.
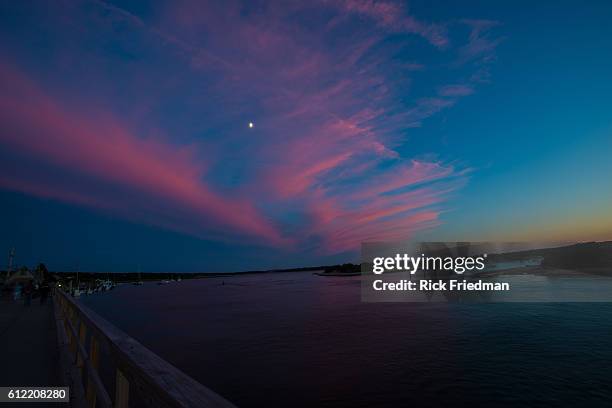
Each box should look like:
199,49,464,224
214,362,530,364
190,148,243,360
53,288,237,408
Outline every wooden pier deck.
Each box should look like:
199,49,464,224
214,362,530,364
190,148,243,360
1,291,236,408
0,298,61,388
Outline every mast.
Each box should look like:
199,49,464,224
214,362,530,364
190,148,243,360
6,247,15,280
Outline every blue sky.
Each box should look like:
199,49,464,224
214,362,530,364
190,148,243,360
1,0,611,272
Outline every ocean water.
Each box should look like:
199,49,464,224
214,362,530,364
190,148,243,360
82,271,612,407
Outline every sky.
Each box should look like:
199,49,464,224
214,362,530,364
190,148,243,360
1,0,611,272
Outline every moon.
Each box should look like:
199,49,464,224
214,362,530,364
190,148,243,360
248,122,254,128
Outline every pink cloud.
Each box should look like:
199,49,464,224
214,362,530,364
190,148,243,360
303,162,464,253
0,0,492,255
328,0,449,47
0,62,286,246
152,2,469,251
324,210,442,253
351,161,455,199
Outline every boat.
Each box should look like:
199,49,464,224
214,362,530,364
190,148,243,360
101,280,114,291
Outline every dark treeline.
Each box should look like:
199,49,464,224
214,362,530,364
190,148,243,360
53,271,189,283
323,263,361,274
49,264,356,282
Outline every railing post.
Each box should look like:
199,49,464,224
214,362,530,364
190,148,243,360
68,308,77,363
64,312,75,361
54,288,235,408
115,369,129,408
78,321,87,370
87,336,99,407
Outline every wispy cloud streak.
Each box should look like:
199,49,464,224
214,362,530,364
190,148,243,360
0,62,285,245
0,0,502,253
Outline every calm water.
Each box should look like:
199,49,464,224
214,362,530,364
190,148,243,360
82,272,612,407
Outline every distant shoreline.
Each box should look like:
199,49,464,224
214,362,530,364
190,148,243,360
43,267,328,284
476,266,612,278
314,271,360,277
